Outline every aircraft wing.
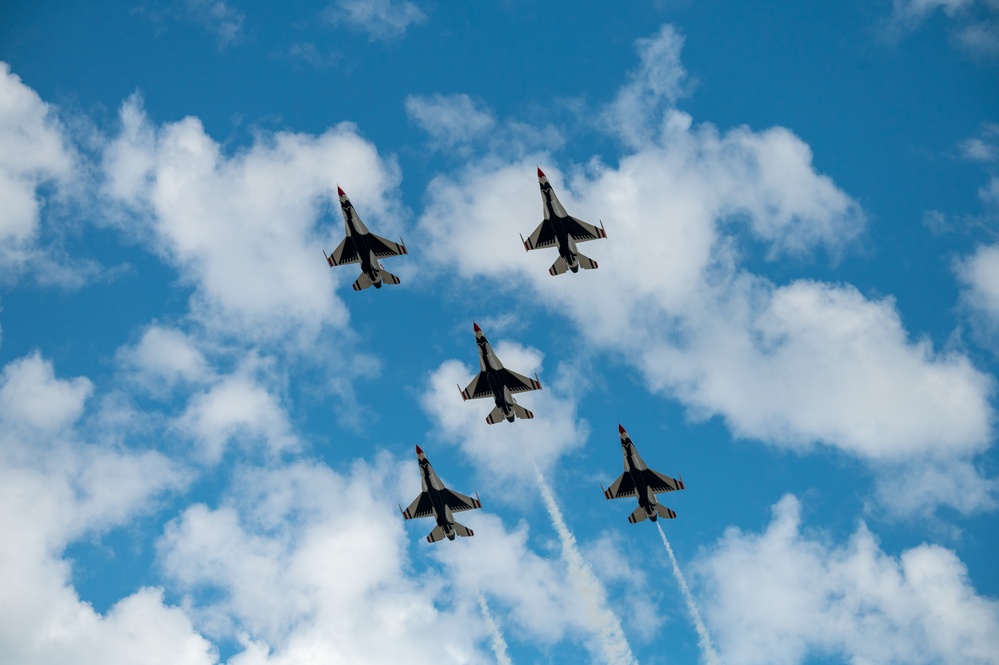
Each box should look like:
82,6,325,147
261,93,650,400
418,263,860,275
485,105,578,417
329,236,360,265
644,469,684,494
368,233,407,258
498,368,542,394
439,489,482,514
461,372,493,400
603,472,637,500
402,492,435,520
523,220,558,250
566,216,607,243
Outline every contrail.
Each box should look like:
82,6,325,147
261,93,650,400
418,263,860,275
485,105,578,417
534,463,638,665
656,522,719,665
476,589,513,665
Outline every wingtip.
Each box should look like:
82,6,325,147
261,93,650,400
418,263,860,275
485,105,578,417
415,445,423,455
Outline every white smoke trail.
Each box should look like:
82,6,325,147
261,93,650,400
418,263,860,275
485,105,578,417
533,463,638,665
476,589,513,665
656,522,720,665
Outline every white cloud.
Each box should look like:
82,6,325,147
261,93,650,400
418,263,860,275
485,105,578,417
173,363,298,464
102,95,406,345
405,93,496,151
157,457,489,663
958,241,999,352
886,0,999,55
0,62,81,285
117,325,212,397
413,25,996,516
604,24,689,148
0,353,203,664
326,0,426,42
694,495,999,665
187,0,245,48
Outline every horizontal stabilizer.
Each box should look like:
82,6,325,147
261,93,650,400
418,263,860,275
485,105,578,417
512,403,534,420
549,256,569,276
452,521,474,538
486,405,511,425
576,252,598,270
628,505,649,524
379,269,401,286
655,504,677,520
352,273,373,291
427,525,446,543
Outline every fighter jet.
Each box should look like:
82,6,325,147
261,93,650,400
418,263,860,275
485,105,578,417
459,323,542,424
603,425,685,523
401,446,482,543
324,186,407,291
521,167,607,275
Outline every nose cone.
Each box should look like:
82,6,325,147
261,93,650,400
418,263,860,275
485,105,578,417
537,167,545,179
618,424,626,434
473,322,481,333
415,445,423,455
337,185,346,197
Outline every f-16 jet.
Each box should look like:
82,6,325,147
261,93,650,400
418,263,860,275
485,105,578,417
460,323,542,424
521,167,607,275
324,186,407,291
603,425,685,523
401,446,482,543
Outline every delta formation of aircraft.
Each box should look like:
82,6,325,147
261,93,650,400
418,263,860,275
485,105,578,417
325,169,685,542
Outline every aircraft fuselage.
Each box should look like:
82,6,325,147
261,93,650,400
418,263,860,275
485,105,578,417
540,183,580,272
419,458,457,539
623,442,659,522
342,205,384,287
477,336,516,422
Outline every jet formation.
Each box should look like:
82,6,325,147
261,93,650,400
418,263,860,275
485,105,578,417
325,171,687,542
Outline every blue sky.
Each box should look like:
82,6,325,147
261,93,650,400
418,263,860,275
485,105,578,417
2,1,998,664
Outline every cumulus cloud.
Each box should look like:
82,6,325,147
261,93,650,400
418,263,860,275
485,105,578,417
405,93,496,151
694,495,999,665
0,62,88,286
0,353,201,664
102,94,407,345
326,0,426,42
173,362,298,465
157,457,488,662
604,24,690,148
413,25,996,516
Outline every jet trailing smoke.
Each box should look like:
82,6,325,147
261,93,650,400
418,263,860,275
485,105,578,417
476,589,513,665
656,522,720,665
534,464,638,665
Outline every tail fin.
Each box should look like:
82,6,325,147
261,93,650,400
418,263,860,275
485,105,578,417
352,269,401,291
655,504,677,520
452,521,474,538
628,505,649,524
